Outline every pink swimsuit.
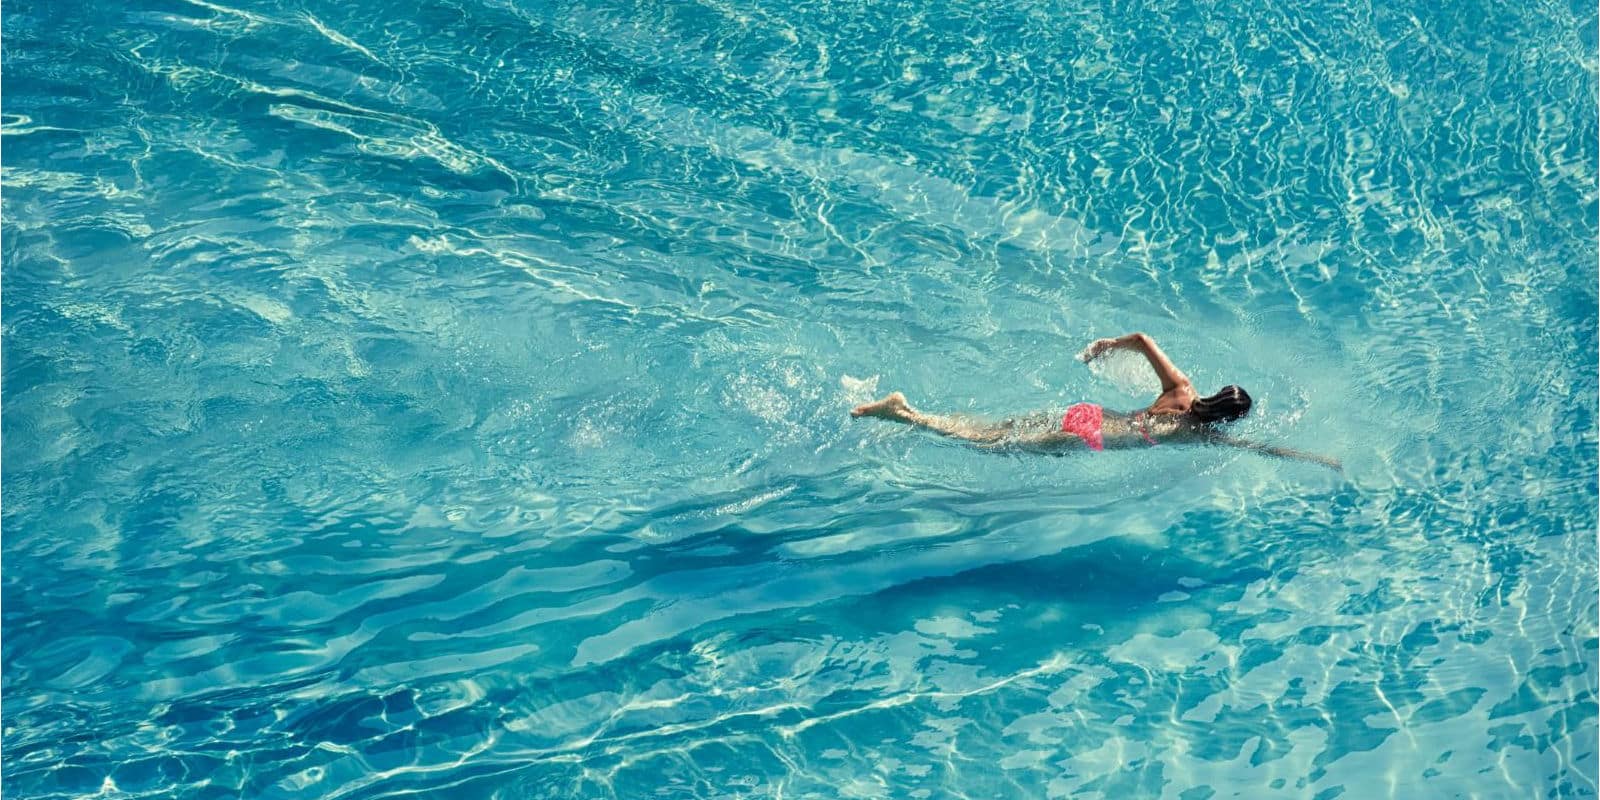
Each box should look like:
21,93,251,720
1061,403,1159,451
1060,403,1106,450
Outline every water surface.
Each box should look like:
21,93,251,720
3,0,1597,797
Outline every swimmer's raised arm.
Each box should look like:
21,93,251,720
1082,332,1191,392
1207,432,1342,472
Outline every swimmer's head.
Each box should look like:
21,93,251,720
1189,385,1251,424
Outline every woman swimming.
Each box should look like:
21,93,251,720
851,332,1341,470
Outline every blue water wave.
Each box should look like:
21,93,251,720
3,0,1596,796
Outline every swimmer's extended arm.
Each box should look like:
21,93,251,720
1082,332,1191,392
1207,432,1343,472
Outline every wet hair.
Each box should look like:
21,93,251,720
1189,385,1252,424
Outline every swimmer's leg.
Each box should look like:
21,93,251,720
851,392,1012,443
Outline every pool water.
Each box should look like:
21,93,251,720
3,0,1597,797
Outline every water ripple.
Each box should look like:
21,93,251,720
4,0,1596,796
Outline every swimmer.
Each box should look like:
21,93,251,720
851,332,1341,470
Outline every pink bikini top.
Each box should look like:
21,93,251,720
1061,403,1159,451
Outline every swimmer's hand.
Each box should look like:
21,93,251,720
1081,333,1192,395
1080,337,1120,362
1209,433,1343,473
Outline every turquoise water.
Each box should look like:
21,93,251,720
4,0,1597,796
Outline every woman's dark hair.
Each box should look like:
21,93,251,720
1189,385,1252,424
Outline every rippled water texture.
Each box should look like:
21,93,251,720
4,0,1598,796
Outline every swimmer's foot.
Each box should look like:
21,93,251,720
852,391,912,421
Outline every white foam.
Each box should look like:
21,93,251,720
1082,349,1160,397
839,374,880,405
